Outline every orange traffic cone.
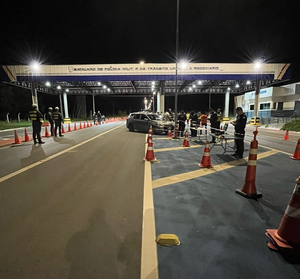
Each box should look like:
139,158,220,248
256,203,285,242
62,124,66,133
266,177,300,252
284,130,289,140
144,139,158,162
87,122,90,127
167,127,172,139
23,128,30,142
68,123,72,132
146,126,153,144
14,130,22,144
198,141,213,168
74,123,77,131
96,120,98,126
84,122,87,128
44,126,50,137
182,131,190,147
80,122,83,129
173,123,179,139
236,131,262,199
290,139,300,160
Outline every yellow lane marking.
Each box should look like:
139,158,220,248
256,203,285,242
0,125,123,184
141,137,159,279
155,145,200,152
152,149,278,189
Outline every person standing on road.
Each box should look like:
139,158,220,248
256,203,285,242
97,111,102,124
46,107,54,136
29,104,45,144
209,109,218,143
178,110,187,137
217,108,222,130
53,107,64,137
200,111,208,135
230,107,247,159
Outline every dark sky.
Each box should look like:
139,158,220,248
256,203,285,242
1,0,300,66
1,0,300,117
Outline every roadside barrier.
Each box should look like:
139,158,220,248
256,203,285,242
182,131,190,147
266,177,300,253
290,139,300,160
62,124,66,133
144,138,158,163
236,130,262,199
14,130,21,144
167,127,172,139
198,141,213,168
284,130,289,140
44,126,50,137
23,128,30,142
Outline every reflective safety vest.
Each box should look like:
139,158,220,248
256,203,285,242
52,111,60,120
29,110,43,122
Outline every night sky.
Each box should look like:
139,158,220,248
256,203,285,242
1,0,300,117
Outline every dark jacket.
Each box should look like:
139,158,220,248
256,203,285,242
178,113,187,122
29,109,43,122
52,111,64,123
46,111,54,123
234,113,247,134
210,112,218,128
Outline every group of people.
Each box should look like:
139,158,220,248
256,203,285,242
93,111,105,124
29,104,64,144
168,107,247,158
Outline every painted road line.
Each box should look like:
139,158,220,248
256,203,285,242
141,136,159,279
155,145,201,152
0,125,123,184
152,149,278,189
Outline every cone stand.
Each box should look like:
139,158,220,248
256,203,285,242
198,141,213,168
290,139,300,160
236,131,262,199
266,177,300,254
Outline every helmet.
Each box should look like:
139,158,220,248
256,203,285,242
32,103,37,108
54,106,59,111
48,107,53,111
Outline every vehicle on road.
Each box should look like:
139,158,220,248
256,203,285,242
126,111,174,133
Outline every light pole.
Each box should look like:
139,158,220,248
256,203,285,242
174,0,180,122
153,92,156,112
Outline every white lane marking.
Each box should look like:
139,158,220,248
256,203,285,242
0,125,123,184
141,136,159,279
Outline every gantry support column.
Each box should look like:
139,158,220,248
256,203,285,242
31,82,38,108
254,80,261,125
63,92,71,123
156,91,161,113
160,81,165,114
224,90,230,117
92,94,96,114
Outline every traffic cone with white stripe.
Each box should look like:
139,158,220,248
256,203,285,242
182,131,190,147
44,126,50,137
146,126,153,144
68,123,72,132
290,139,300,160
62,124,66,134
198,141,213,168
74,123,77,131
236,131,262,199
144,138,158,163
173,123,179,139
79,122,83,129
14,130,22,144
167,126,172,139
266,177,300,253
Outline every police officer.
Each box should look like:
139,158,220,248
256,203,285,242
97,111,102,124
231,107,247,158
178,110,187,137
46,107,54,136
29,104,45,144
53,107,64,137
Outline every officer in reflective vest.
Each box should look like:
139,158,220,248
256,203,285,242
52,107,64,137
29,104,45,144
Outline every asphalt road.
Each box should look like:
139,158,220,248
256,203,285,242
0,122,146,279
